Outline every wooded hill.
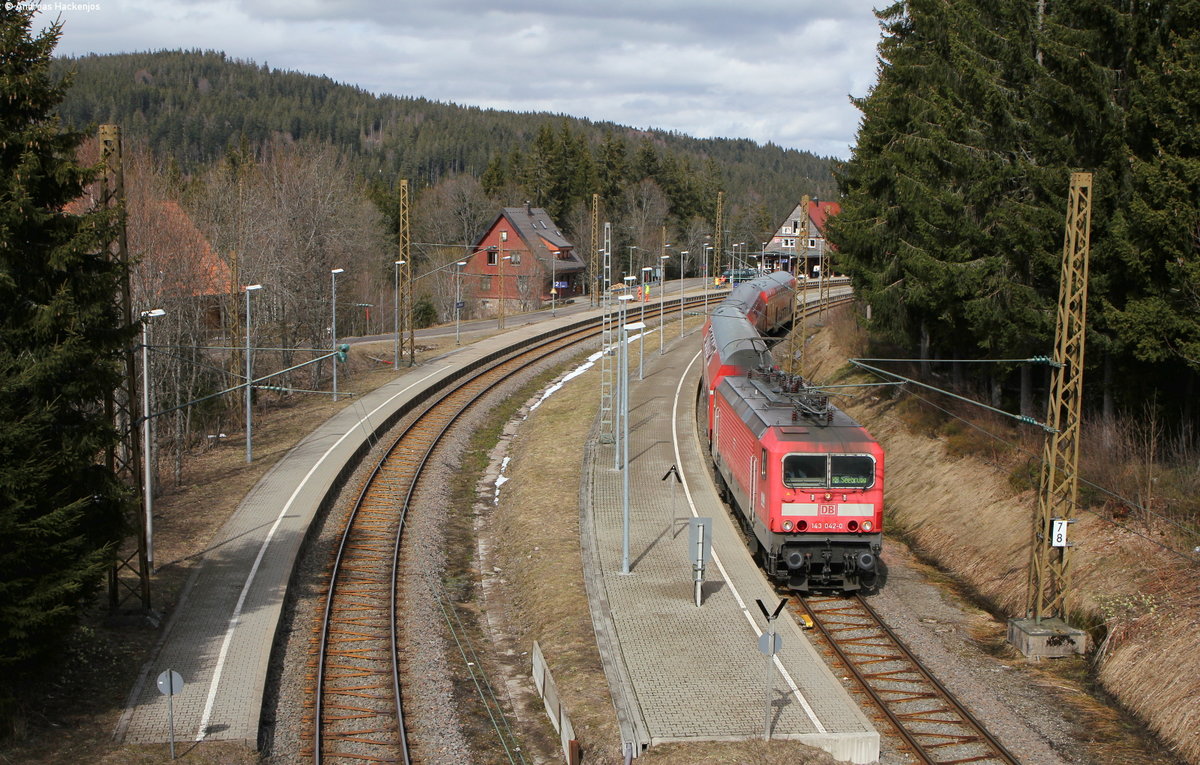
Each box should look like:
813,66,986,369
51,49,837,229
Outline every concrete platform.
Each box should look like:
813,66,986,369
114,311,591,747
581,327,879,763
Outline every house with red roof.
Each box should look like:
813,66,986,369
66,193,232,328
463,204,586,317
764,197,840,277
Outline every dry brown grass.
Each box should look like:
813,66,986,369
805,307,1200,764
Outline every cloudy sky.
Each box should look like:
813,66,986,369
40,0,884,159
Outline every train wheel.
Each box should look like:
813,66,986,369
860,570,879,593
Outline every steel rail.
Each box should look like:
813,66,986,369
798,594,1021,765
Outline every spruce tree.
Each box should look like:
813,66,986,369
0,7,131,693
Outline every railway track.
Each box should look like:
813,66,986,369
305,322,600,763
796,594,1021,765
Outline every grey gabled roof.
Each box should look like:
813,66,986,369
500,206,586,273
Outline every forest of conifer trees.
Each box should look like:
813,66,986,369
829,0,1200,427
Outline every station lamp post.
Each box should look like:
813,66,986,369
550,250,557,317
497,252,512,329
615,291,634,471
627,245,645,279
639,266,653,378
678,251,688,338
703,245,713,313
141,308,165,571
331,267,344,401
243,284,262,463
621,316,647,576
455,261,467,345
660,254,671,354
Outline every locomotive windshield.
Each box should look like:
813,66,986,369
831,455,875,488
782,455,827,487
783,454,875,489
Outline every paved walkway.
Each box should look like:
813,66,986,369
582,324,879,763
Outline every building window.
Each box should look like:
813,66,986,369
510,252,521,265
808,238,817,249
481,275,492,291
782,227,792,235
784,238,795,248
500,231,508,242
487,250,498,266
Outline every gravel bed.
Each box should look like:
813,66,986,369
864,542,1091,764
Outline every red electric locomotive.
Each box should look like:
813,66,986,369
701,272,884,592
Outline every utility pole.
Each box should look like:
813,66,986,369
398,179,414,366
100,124,150,611
1009,172,1094,658
590,193,600,306
714,191,724,287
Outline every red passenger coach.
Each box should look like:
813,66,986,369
701,304,770,438
711,370,884,592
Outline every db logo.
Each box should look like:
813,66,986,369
818,504,836,516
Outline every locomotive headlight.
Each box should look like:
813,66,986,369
782,520,794,532
862,521,873,532
824,492,832,501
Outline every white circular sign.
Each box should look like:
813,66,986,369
156,669,184,696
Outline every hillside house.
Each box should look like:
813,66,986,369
764,197,841,277
464,204,586,317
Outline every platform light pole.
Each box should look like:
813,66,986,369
678,250,688,338
639,266,653,378
615,290,634,471
659,255,670,354
243,284,262,463
626,244,645,280
141,308,165,571
550,250,557,317
703,245,713,314
622,316,647,576
331,267,343,401
393,259,404,368
455,261,467,345
496,251,513,329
